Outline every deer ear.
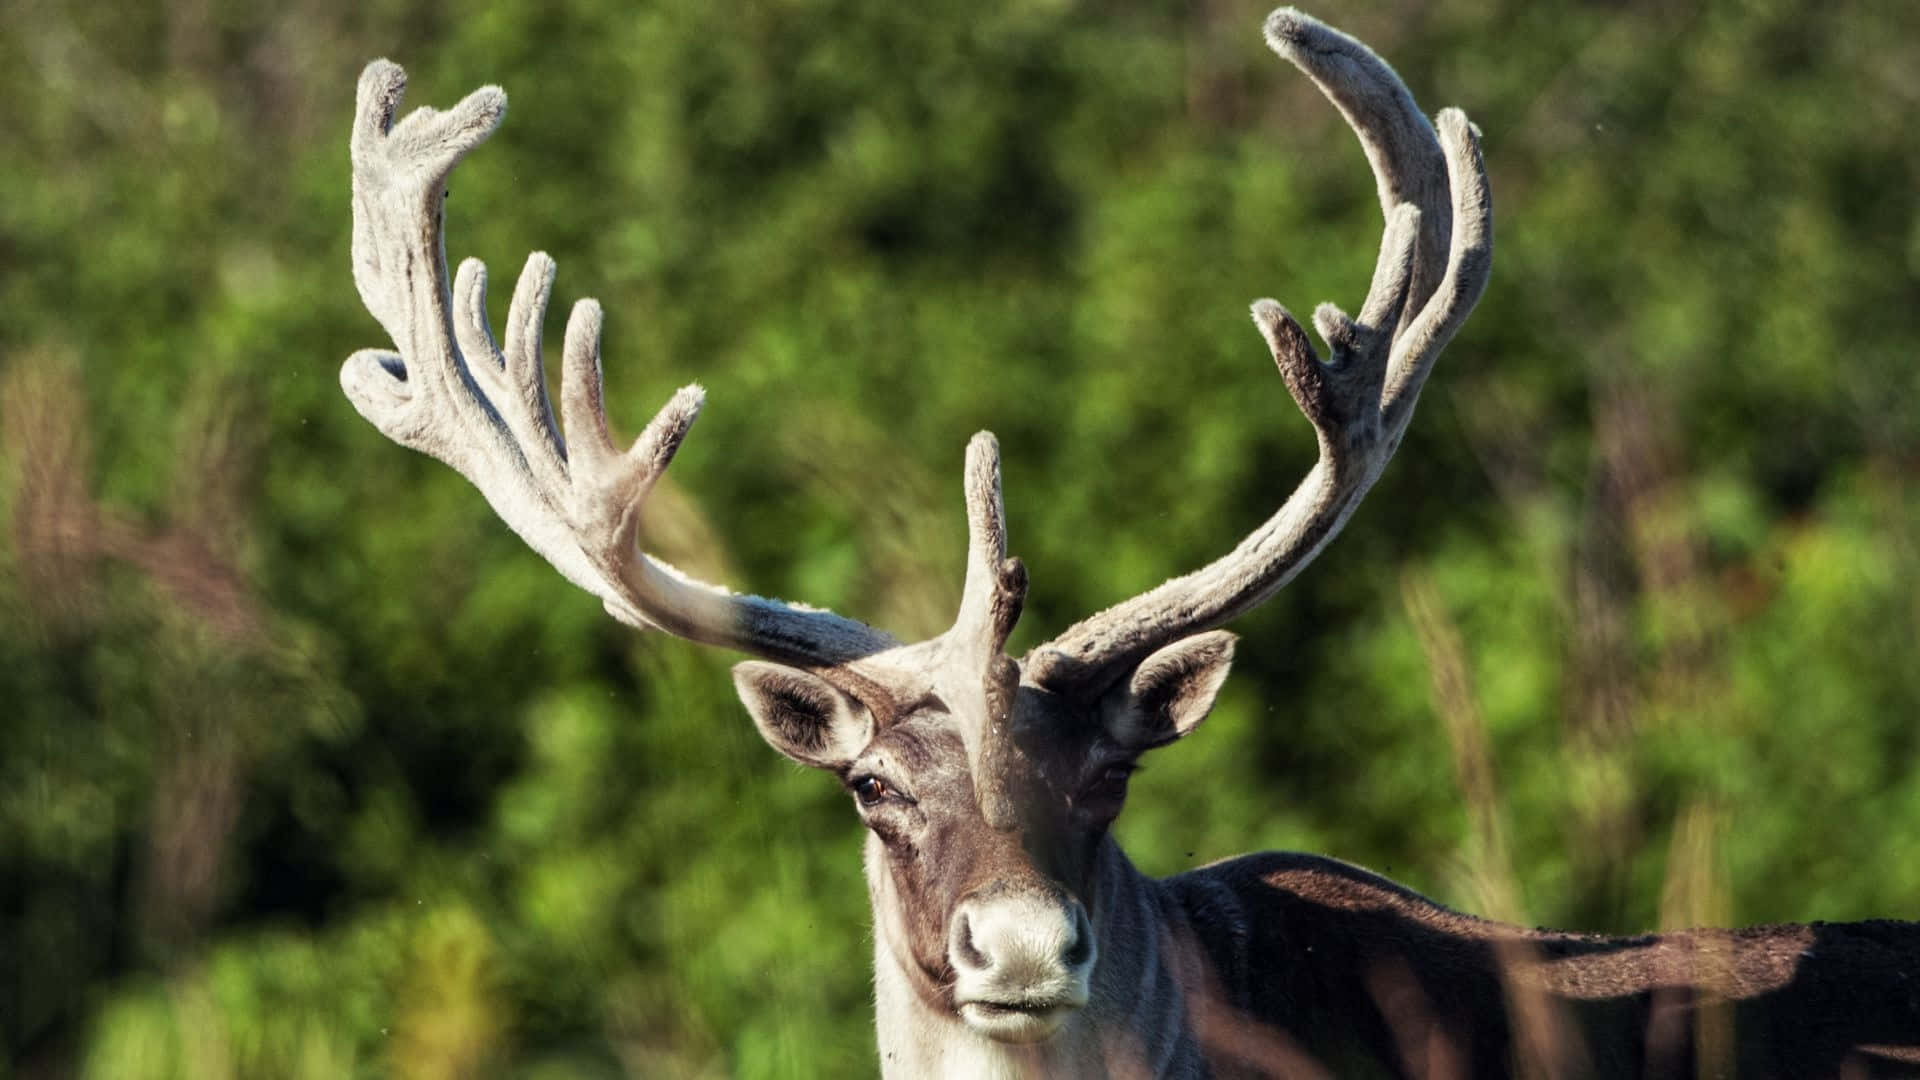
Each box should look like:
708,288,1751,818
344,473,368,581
1102,631,1237,751
733,662,875,770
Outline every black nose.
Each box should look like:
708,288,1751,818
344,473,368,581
951,909,991,973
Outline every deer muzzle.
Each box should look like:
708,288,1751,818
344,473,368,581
948,887,1095,1043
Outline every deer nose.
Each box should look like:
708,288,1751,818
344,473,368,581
949,889,1095,1024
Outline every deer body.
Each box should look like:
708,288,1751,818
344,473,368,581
339,8,1920,1076
1161,854,1920,1078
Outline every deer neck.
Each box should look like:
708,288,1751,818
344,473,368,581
867,834,1209,1079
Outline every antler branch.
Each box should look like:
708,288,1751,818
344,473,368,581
1024,9,1493,695
340,60,897,668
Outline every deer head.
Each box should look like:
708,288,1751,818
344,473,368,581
341,7,1489,1049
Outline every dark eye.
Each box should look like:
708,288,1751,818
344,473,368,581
1089,763,1137,800
853,776,892,806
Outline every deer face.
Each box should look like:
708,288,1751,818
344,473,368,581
733,630,1235,1044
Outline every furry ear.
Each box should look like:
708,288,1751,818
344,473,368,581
733,662,874,770
1102,631,1237,751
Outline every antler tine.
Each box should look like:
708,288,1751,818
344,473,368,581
1024,9,1492,696
940,433,1029,831
1264,9,1453,336
950,433,1027,662
1382,108,1492,434
341,61,898,670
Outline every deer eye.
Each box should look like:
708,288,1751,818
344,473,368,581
852,776,892,806
1088,763,1137,801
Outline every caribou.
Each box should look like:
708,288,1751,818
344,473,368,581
341,8,1920,1077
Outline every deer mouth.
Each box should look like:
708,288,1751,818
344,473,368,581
957,998,1080,1044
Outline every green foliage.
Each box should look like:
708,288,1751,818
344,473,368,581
2,0,1916,1075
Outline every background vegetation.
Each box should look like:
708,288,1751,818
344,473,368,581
3,0,1917,1075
